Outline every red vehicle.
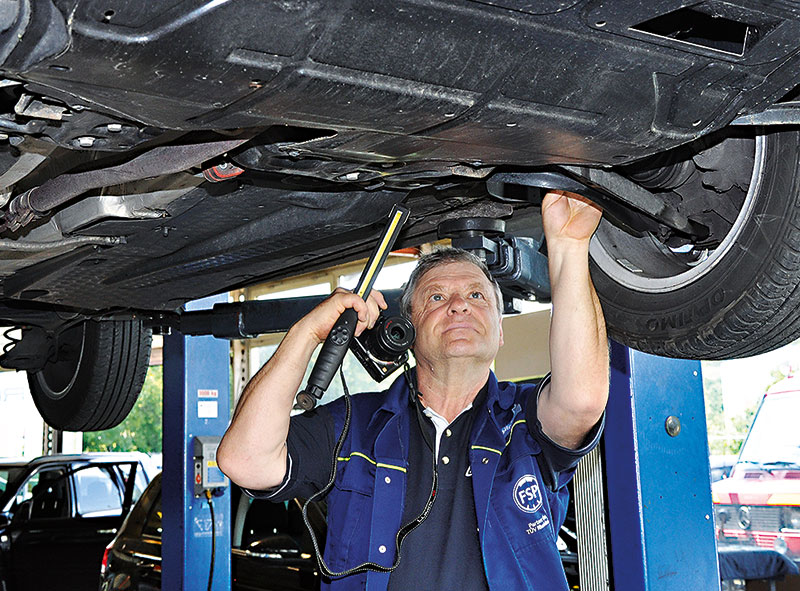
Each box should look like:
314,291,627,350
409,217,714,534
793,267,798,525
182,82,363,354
712,375,800,561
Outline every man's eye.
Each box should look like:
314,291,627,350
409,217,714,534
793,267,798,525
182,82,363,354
431,294,443,302
470,291,484,299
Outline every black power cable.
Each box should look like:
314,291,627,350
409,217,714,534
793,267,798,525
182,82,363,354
300,366,439,579
204,490,215,591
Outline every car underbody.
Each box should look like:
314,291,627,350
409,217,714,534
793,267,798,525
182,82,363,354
3,0,800,429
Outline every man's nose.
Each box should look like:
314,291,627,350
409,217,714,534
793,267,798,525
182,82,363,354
448,294,469,314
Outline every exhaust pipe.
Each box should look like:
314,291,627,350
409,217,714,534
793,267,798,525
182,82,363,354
1,137,249,232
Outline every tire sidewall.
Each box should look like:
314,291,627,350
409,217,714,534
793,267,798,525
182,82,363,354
28,319,151,431
29,320,106,430
591,129,800,358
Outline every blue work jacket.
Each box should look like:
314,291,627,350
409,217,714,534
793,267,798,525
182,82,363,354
322,371,576,591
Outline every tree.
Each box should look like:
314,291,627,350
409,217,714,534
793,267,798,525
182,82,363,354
83,365,163,453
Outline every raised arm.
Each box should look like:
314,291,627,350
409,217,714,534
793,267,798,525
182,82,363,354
536,190,609,449
217,288,386,490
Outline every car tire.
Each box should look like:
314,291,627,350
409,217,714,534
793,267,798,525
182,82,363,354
590,129,800,359
27,318,152,431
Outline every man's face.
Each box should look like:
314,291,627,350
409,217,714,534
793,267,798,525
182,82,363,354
410,261,503,367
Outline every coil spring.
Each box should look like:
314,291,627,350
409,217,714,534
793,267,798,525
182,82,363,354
2,326,21,355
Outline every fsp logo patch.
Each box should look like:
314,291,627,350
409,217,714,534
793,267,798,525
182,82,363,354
513,474,543,514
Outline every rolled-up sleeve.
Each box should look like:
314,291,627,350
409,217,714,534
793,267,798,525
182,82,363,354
243,405,337,501
525,374,605,491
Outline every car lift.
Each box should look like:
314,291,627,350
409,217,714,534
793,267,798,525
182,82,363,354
160,295,720,590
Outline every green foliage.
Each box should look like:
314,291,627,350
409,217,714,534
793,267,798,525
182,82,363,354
727,402,758,445
769,366,791,389
83,365,163,453
703,368,725,434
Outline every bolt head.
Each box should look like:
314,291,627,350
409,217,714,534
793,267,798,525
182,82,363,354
665,415,681,437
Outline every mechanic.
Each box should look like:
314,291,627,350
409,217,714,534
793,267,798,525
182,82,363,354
218,190,609,591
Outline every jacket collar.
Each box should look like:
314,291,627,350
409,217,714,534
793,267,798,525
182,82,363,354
371,368,516,427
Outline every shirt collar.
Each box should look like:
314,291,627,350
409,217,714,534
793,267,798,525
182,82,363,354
370,368,518,439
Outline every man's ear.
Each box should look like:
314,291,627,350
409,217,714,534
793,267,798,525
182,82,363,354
498,317,504,348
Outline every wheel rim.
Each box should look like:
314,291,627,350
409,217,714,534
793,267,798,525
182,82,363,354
589,134,766,293
33,323,86,400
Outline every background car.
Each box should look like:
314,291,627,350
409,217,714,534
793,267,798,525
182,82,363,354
4,2,800,431
713,376,800,562
710,455,738,483
100,473,326,591
0,452,152,591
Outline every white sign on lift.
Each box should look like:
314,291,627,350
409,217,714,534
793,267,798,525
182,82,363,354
197,388,219,419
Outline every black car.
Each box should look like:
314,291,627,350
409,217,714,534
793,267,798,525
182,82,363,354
101,473,326,591
4,1,800,432
0,452,153,591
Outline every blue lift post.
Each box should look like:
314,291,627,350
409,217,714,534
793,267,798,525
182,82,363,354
603,342,720,590
163,294,232,591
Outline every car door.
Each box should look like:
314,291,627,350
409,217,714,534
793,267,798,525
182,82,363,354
70,463,143,587
232,496,322,591
5,462,138,591
4,466,73,591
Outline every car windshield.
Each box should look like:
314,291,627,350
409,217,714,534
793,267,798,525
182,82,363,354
0,466,25,509
738,392,800,468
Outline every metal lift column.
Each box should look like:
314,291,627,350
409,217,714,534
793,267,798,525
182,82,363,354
162,294,232,591
603,342,720,590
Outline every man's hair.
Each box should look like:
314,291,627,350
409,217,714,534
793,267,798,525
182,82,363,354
400,247,504,317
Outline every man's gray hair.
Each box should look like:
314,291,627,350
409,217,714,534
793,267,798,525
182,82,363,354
400,247,504,317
